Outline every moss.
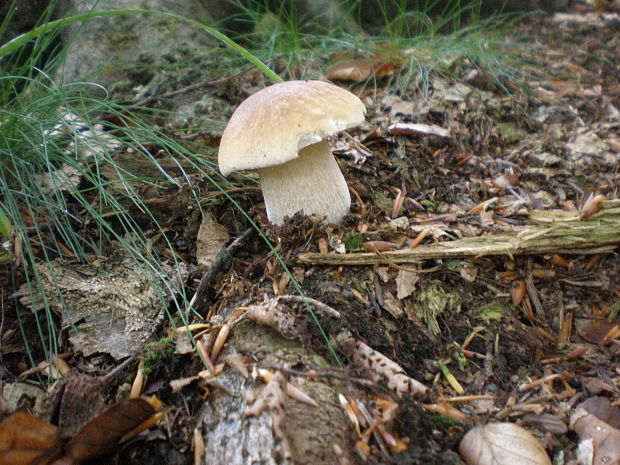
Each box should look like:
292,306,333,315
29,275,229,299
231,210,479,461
141,337,175,374
373,191,393,213
477,301,507,321
343,232,363,252
495,121,528,144
415,282,460,338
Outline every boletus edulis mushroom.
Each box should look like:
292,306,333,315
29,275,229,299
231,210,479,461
218,80,366,225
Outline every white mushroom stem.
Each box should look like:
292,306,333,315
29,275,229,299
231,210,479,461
259,140,351,225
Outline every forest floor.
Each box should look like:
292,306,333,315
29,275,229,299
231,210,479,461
1,6,619,465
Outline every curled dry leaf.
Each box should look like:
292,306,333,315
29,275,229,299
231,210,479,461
0,397,163,465
363,240,398,252
575,318,616,344
459,422,552,465
579,193,605,220
64,397,163,462
511,280,527,306
570,397,620,465
0,411,61,465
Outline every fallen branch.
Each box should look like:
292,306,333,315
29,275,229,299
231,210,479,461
189,228,254,310
298,200,620,265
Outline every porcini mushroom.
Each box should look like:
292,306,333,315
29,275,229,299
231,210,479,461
218,80,366,225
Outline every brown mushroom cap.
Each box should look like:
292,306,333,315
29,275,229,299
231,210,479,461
218,80,366,176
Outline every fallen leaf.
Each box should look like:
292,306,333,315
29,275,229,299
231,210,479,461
0,411,61,465
396,269,419,299
326,59,374,82
571,397,620,465
64,397,162,462
575,318,616,344
511,280,527,306
459,422,552,465
363,240,397,252
326,49,402,82
0,397,164,465
196,212,229,270
387,122,450,138
579,194,606,220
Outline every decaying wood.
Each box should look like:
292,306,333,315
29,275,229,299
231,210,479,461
12,260,187,359
198,323,352,465
190,227,254,310
298,200,620,265
335,330,428,397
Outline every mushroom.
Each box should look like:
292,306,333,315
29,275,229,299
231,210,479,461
218,80,366,225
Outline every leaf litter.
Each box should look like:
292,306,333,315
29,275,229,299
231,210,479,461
1,7,620,465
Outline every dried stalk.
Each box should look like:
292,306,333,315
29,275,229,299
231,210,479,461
298,201,620,265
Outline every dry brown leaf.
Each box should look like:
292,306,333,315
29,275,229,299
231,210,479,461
0,397,163,465
0,411,61,465
363,240,397,252
64,397,162,462
459,422,552,465
327,59,374,81
571,397,620,465
326,49,402,82
579,194,606,220
511,280,527,306
196,212,229,270
575,318,616,344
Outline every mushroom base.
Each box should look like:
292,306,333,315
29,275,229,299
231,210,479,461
259,140,351,225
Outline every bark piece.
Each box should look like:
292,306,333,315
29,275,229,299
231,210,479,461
198,323,350,465
13,260,187,359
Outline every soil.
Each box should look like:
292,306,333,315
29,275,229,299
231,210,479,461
1,7,619,465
